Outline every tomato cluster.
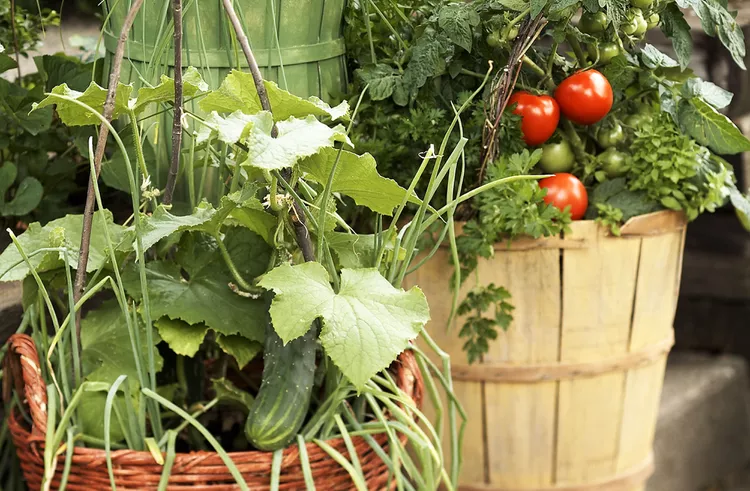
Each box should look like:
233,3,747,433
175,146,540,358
507,70,616,221
580,0,660,63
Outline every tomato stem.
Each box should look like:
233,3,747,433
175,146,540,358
565,33,588,68
508,8,531,29
523,55,555,90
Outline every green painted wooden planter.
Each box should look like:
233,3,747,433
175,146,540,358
100,0,347,204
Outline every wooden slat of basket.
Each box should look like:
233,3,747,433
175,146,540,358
556,221,642,483
485,249,561,488
615,227,686,478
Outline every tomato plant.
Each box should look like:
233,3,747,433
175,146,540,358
508,91,560,146
540,173,588,220
555,70,613,125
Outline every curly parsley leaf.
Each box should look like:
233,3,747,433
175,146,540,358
457,284,514,364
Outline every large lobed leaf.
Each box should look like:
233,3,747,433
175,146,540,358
242,113,351,170
258,262,429,390
300,147,410,216
200,70,349,121
122,230,270,343
78,300,163,441
33,67,207,126
0,211,127,282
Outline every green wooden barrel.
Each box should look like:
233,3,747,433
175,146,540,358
100,0,347,204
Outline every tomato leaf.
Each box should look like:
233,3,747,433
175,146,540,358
676,0,746,69
599,0,629,28
530,0,549,17
681,78,733,109
641,44,679,69
601,55,638,91
258,263,429,390
677,97,750,155
660,4,693,71
355,64,401,101
437,3,480,52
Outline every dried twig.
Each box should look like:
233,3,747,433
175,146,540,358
73,0,145,346
479,14,547,181
222,0,315,262
163,0,184,206
9,0,22,80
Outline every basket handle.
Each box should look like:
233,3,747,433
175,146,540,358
3,333,48,433
393,349,424,410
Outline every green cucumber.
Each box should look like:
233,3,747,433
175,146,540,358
245,322,317,451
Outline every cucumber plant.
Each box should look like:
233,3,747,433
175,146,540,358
0,1,540,488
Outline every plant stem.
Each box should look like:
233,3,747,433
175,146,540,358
566,33,588,68
222,0,316,263
72,0,144,358
523,55,555,90
163,0,183,206
9,0,22,81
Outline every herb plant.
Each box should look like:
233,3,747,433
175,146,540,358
347,0,750,363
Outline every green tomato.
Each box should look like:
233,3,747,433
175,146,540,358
486,31,502,48
579,11,609,33
593,42,620,63
597,123,625,148
503,25,519,41
622,17,639,35
647,13,660,29
540,141,576,173
598,148,629,177
634,15,649,35
631,0,653,8
624,113,651,128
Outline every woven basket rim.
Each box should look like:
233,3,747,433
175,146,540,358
3,333,424,489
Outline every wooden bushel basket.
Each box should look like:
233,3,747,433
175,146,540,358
3,334,423,490
408,210,687,491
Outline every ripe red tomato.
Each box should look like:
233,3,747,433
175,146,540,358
539,173,588,220
508,91,560,146
554,70,614,125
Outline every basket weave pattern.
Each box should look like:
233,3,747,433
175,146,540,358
4,333,424,490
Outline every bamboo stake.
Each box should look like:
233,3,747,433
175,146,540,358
72,0,145,352
163,0,184,206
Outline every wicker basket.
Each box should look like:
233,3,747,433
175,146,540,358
407,210,687,491
3,334,423,490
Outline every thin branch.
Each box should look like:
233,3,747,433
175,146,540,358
222,0,315,262
221,0,277,136
163,0,184,206
10,0,22,80
72,0,144,348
